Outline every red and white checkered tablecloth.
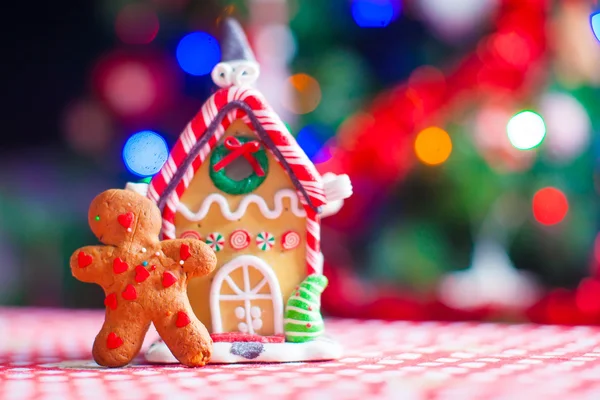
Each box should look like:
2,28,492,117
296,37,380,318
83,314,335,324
2,308,600,399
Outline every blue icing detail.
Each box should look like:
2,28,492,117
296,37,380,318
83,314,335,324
142,261,148,266
230,342,264,359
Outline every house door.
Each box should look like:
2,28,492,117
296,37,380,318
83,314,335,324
210,255,284,336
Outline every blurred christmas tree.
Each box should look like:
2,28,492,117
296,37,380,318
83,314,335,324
6,0,598,321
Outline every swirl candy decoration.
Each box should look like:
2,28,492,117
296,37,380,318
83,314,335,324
229,230,251,250
256,232,275,251
180,230,202,241
281,231,301,251
205,233,225,252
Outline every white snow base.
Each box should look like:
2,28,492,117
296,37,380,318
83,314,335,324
145,336,343,364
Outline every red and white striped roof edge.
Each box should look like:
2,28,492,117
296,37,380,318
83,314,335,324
147,86,326,274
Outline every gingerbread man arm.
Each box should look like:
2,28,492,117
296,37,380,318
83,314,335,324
160,239,217,278
70,245,115,286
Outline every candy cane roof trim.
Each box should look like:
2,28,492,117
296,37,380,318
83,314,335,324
148,86,326,239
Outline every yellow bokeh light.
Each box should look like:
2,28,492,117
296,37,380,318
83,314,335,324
414,127,452,165
281,73,322,115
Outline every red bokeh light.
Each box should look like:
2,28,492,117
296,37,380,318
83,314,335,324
575,278,600,314
92,50,182,122
532,187,569,226
115,4,159,45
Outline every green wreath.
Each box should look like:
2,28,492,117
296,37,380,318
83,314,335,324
209,136,269,195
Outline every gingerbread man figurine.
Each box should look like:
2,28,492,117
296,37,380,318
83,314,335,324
70,189,217,367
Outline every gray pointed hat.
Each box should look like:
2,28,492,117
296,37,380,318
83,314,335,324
219,17,256,63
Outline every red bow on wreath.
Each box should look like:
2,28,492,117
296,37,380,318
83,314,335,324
213,137,266,177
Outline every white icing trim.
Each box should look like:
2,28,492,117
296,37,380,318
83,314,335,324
210,255,284,335
219,294,273,301
320,201,344,219
298,286,320,300
252,277,268,294
285,305,320,316
288,294,316,307
323,173,353,203
125,182,149,197
177,189,306,222
282,330,324,337
320,173,353,219
145,335,343,364
283,319,324,326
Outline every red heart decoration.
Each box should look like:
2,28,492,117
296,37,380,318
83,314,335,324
117,212,134,229
77,252,93,268
175,311,191,328
121,284,137,301
134,265,150,283
180,244,191,261
162,271,178,288
104,293,117,310
113,258,129,274
106,332,123,350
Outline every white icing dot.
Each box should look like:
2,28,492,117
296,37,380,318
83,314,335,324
234,307,245,319
238,322,249,333
179,260,184,265
141,248,147,253
252,318,263,331
250,306,262,318
155,252,160,256
127,228,132,232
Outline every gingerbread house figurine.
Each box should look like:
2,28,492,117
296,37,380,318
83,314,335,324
132,18,352,363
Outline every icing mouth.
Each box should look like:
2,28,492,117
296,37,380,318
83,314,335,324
177,189,306,222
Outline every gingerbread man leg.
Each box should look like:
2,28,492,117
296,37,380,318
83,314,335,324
152,302,212,367
92,302,151,367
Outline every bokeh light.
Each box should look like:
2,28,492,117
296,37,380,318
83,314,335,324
115,4,159,45
255,25,297,63
62,99,113,156
281,73,322,114
414,127,452,166
176,32,221,76
591,11,600,42
532,187,568,226
473,106,535,173
103,61,157,116
351,0,401,28
539,93,591,163
296,124,333,161
123,131,169,177
575,278,600,314
506,111,546,150
418,0,499,43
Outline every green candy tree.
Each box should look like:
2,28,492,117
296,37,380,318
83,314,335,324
284,274,329,343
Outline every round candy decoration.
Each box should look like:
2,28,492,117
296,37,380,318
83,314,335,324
229,229,251,250
281,231,301,250
209,136,269,196
256,232,275,251
205,233,225,252
180,230,202,241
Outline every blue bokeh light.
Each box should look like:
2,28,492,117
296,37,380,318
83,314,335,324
296,124,334,161
123,130,169,177
592,12,600,43
176,32,221,76
351,0,400,28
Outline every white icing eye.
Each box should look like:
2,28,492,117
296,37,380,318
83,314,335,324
211,62,234,88
238,322,249,333
235,306,245,319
